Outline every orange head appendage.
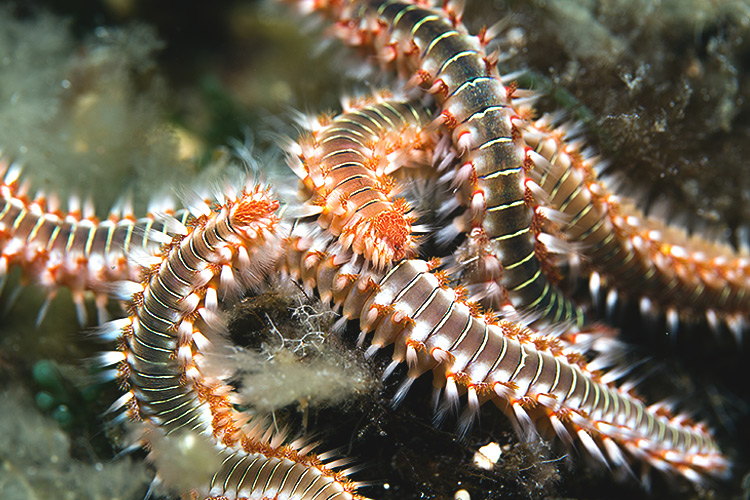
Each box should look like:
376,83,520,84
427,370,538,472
232,189,280,227
367,199,415,267
374,209,410,257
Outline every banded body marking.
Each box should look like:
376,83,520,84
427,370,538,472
0,159,187,323
281,223,727,482
290,96,432,268
206,448,362,500
303,1,750,336
101,187,364,499
110,184,281,434
356,259,727,483
319,0,584,326
521,116,750,334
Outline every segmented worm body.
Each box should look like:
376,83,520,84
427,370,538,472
282,223,727,483
313,0,750,336
1,1,742,497
308,0,584,327
289,95,432,268
0,158,185,324
98,186,364,499
361,260,727,483
107,185,282,432
278,74,730,482
206,448,362,500
521,117,750,335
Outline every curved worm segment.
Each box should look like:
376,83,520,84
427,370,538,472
523,112,750,336
281,223,728,483
97,185,365,499
305,0,585,327
369,262,728,482
289,95,434,268
0,157,185,324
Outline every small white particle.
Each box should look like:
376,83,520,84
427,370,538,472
454,489,471,500
473,441,502,470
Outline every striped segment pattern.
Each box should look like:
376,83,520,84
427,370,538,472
102,187,364,499
290,96,432,268
206,449,361,500
2,0,745,496
521,116,750,334
323,0,584,327
0,158,184,324
113,185,282,432
282,225,727,483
